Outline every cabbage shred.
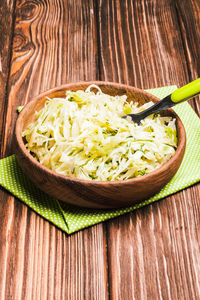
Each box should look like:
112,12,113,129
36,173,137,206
23,85,177,181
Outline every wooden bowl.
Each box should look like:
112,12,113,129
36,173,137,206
14,81,186,209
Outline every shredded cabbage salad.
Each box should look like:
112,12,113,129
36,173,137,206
23,85,177,181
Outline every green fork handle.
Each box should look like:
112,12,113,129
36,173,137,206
171,78,200,103
125,78,200,124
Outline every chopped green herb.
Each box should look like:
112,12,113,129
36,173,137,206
153,113,158,119
89,174,98,180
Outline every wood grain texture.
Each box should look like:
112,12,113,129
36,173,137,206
0,2,17,300
97,0,200,299
0,0,200,299
107,187,200,299
0,0,16,158
175,0,200,115
4,0,98,156
0,0,108,299
98,0,189,87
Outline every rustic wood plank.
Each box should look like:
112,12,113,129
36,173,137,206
97,0,200,299
0,0,108,299
107,187,200,300
175,0,200,115
0,1,17,300
0,0,16,158
3,0,98,156
98,0,189,87
1,0,200,299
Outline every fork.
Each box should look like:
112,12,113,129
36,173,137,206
124,78,200,124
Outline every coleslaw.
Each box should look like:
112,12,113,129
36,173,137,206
23,85,177,181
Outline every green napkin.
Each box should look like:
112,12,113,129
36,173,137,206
0,86,200,234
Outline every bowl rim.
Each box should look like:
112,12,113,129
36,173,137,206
15,81,186,187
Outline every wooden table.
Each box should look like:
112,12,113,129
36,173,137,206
0,0,200,299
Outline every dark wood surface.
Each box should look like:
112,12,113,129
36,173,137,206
0,0,199,299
